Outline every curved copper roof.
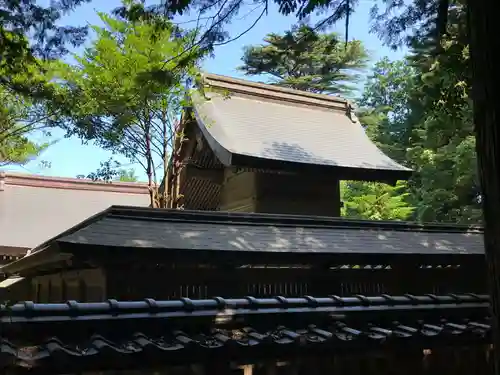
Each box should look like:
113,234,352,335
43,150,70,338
191,74,412,181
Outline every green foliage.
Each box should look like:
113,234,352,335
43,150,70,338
52,4,202,205
0,76,55,167
370,0,451,49
358,58,416,163
0,130,48,167
117,168,139,182
353,3,481,224
112,0,449,72
0,0,459,105
118,0,360,48
239,24,368,96
77,162,140,183
0,0,89,98
341,181,415,221
77,158,122,182
404,6,480,223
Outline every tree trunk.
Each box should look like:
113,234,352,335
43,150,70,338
467,0,500,373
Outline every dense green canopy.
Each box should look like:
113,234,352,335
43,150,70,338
239,25,368,96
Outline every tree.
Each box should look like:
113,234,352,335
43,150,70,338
116,168,139,182
0,97,49,167
405,12,480,224
0,125,48,167
54,6,201,207
358,58,416,163
359,36,481,225
0,67,58,166
340,2,480,225
341,181,415,220
77,158,121,182
78,164,141,184
0,0,82,168
1,0,90,98
239,24,368,96
112,0,456,78
0,0,464,104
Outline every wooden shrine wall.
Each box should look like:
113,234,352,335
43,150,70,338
31,268,106,303
255,172,341,217
216,169,341,216
106,260,486,301
20,257,486,303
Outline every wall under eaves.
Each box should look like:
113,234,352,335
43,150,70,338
0,171,150,256
219,168,341,216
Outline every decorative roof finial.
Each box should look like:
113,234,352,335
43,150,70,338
346,102,358,123
0,171,5,191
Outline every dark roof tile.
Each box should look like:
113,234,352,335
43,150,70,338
0,321,491,371
0,294,491,373
59,214,484,255
2,207,485,275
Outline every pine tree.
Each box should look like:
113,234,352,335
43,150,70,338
239,24,368,96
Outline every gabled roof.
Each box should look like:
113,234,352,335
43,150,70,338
191,73,412,181
0,294,491,373
0,171,150,251
1,206,485,275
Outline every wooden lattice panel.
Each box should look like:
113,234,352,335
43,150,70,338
182,177,221,210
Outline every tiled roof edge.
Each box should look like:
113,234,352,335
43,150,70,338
0,246,28,256
106,206,485,234
0,171,149,194
202,73,352,112
0,294,489,322
11,206,114,260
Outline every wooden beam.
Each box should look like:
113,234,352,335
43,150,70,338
241,365,253,375
172,123,198,209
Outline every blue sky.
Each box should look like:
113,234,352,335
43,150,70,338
6,0,407,180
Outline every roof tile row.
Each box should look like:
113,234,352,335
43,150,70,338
1,294,489,320
0,320,491,372
0,294,491,373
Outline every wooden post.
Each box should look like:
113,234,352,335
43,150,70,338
467,1,500,374
241,365,254,375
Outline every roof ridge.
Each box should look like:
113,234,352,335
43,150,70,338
107,206,484,233
202,73,351,111
0,170,149,194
